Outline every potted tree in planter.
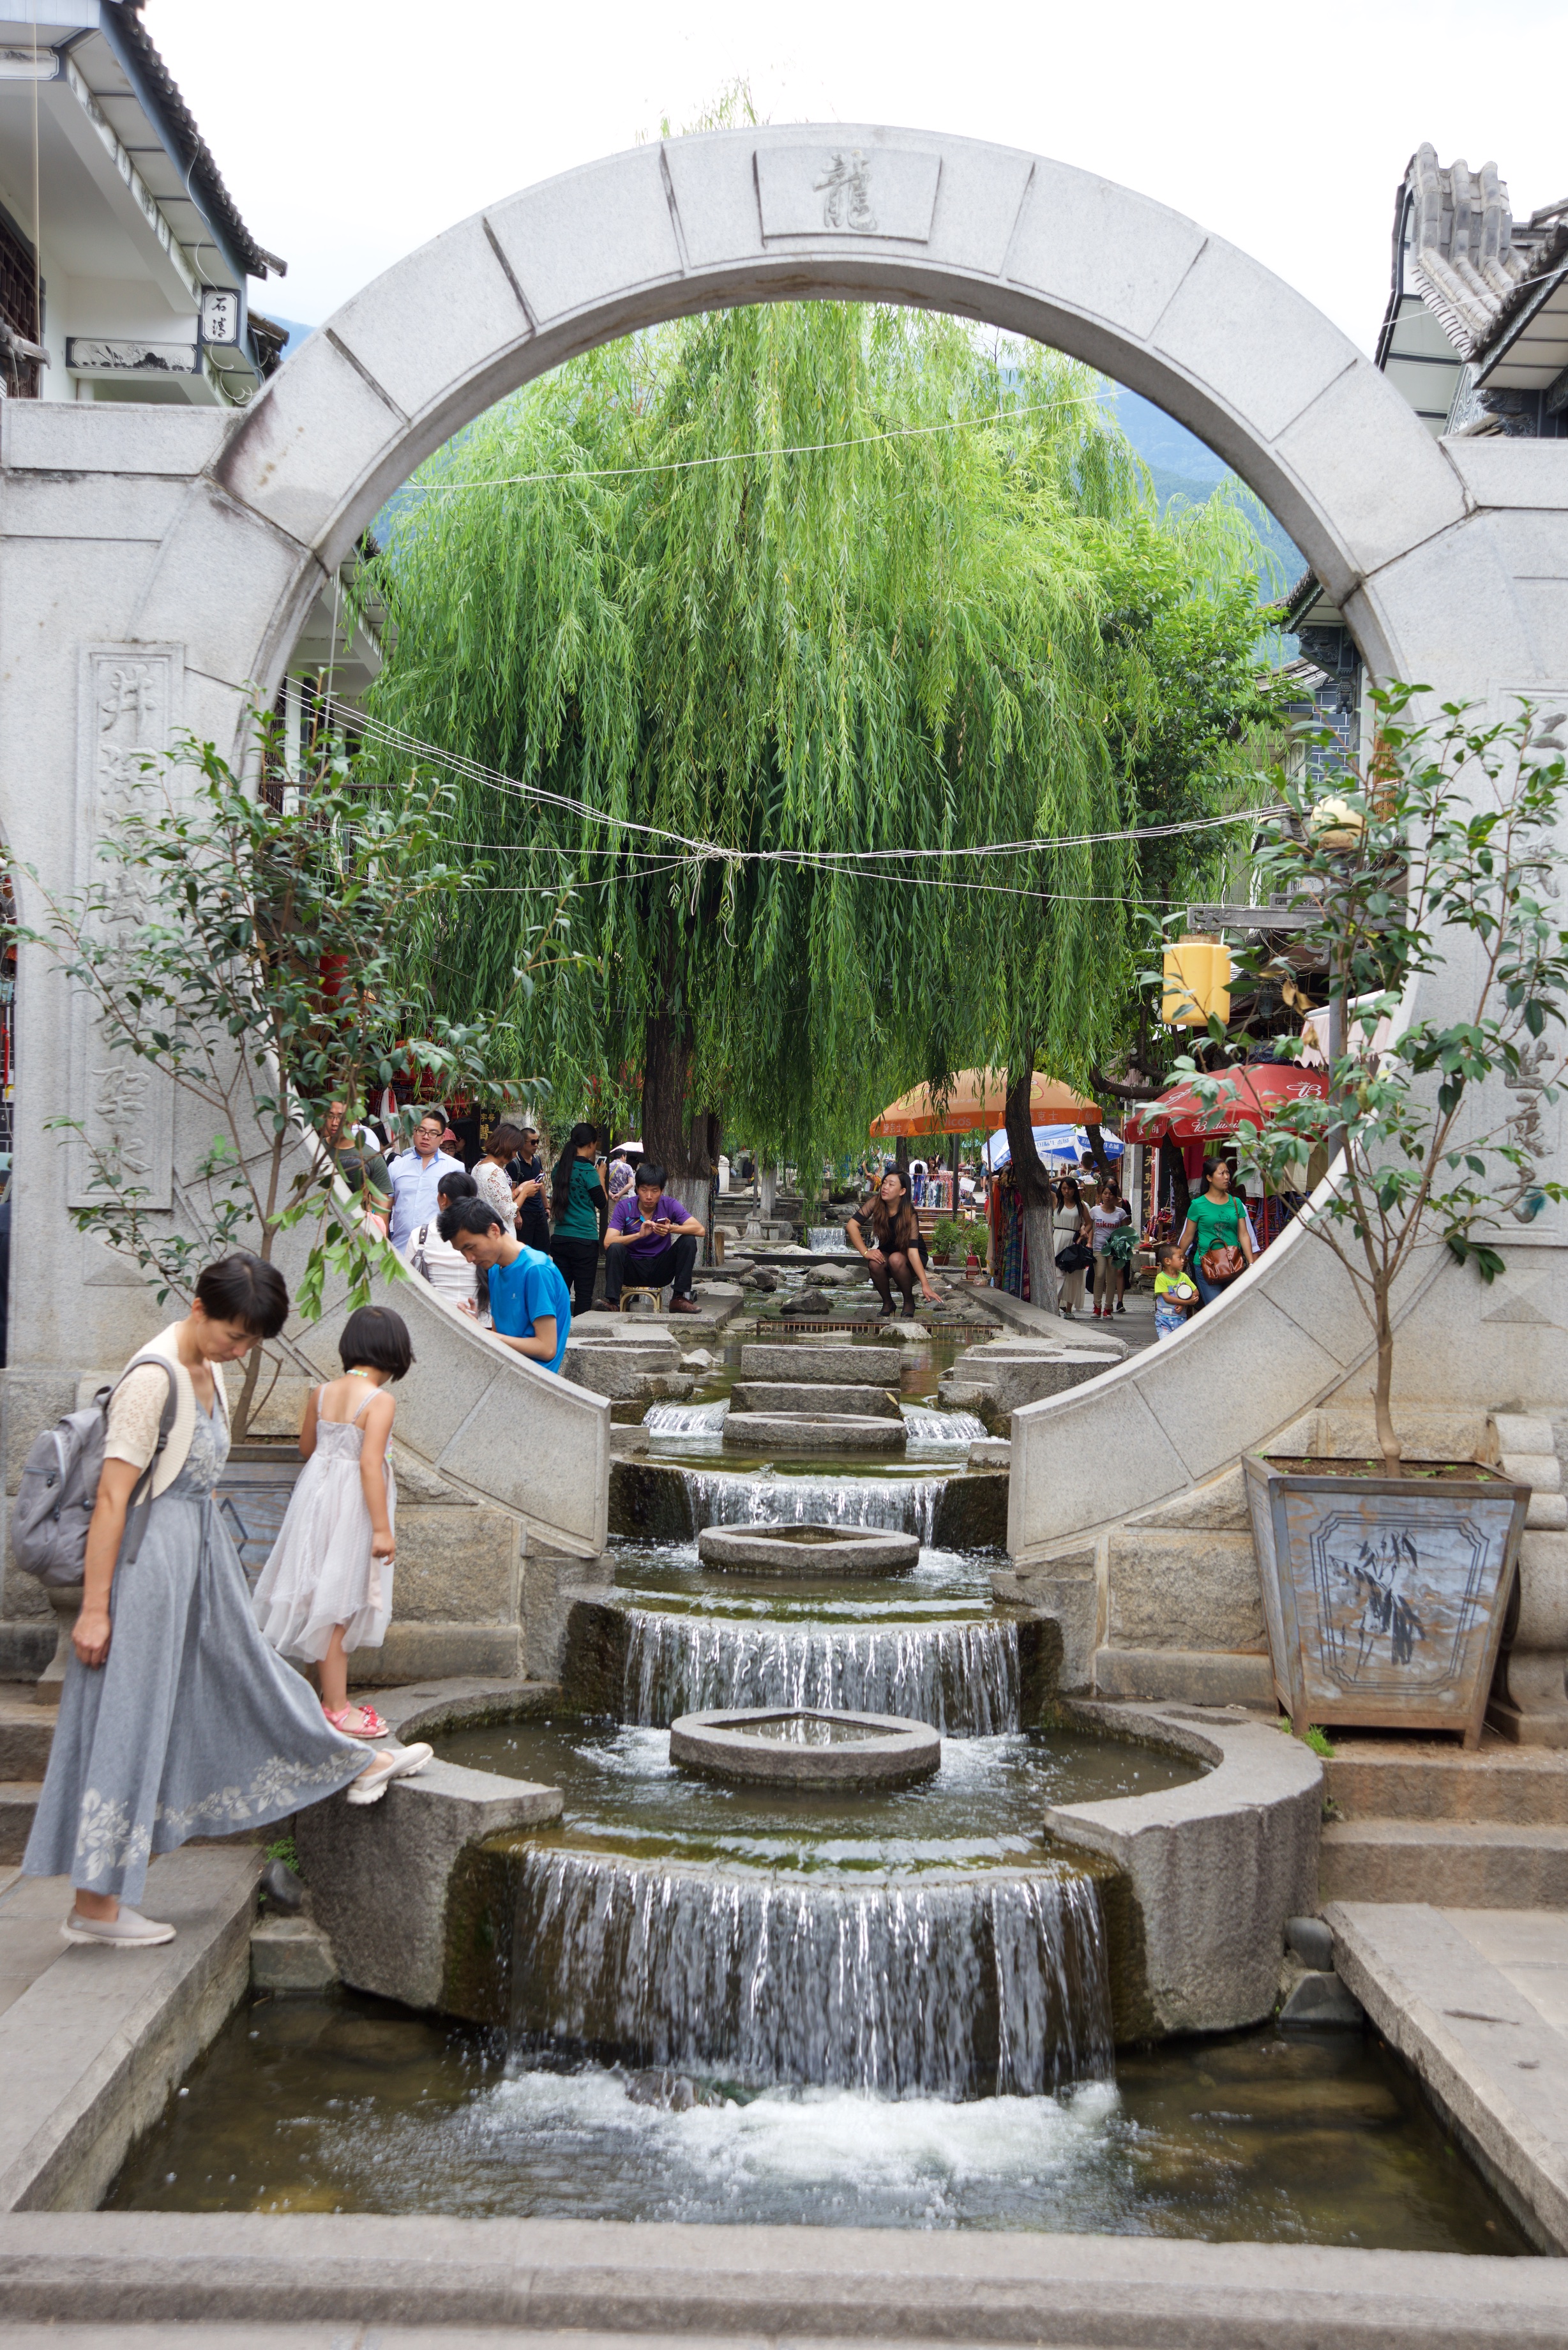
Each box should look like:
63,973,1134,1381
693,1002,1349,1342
930,1217,972,1270
1163,691,1567,1747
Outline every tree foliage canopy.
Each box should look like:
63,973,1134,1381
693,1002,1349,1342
359,301,1281,1171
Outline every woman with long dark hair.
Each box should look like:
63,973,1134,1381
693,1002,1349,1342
1177,1155,1255,1308
1052,1174,1090,1317
847,1167,940,1319
550,1122,607,1317
22,1254,430,1949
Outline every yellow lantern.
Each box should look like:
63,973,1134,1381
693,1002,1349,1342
1162,936,1232,1029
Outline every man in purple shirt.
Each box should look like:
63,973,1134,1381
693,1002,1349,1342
604,1161,705,1314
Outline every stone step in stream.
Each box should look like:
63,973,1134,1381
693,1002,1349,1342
730,1340,912,1453
730,1381,902,1419
723,1413,907,1455
739,1340,900,1386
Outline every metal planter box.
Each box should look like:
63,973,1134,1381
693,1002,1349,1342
1243,1455,1527,1748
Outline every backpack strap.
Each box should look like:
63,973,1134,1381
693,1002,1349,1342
108,1359,179,1572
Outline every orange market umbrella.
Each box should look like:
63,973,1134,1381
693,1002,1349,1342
870,1070,1102,1138
1123,1063,1328,1144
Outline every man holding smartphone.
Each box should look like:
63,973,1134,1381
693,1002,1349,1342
603,1161,705,1314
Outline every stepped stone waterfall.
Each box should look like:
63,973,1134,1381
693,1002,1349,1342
622,1611,1021,1732
509,1852,1113,2096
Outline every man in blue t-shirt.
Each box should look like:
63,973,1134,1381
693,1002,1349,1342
437,1198,571,1372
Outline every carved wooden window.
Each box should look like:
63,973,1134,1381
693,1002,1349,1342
0,207,41,397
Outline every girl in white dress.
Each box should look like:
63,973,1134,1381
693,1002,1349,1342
253,1306,412,1740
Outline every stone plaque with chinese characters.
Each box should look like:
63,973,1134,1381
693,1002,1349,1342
755,148,942,244
68,646,183,1211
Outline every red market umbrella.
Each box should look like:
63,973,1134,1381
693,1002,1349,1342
1124,1064,1329,1144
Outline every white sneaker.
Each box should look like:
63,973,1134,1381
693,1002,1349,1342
61,1904,176,1948
345,1740,435,1807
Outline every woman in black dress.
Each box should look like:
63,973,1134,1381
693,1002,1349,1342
847,1168,941,1319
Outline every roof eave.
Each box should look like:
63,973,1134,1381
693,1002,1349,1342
94,1,285,284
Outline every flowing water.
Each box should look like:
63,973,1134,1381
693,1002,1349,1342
107,1991,1534,2249
675,1467,954,1542
901,1406,988,1446
507,1853,1108,2096
621,1609,1021,1730
99,1324,1541,2250
643,1400,730,1436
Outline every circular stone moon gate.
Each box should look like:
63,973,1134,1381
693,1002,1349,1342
2,125,1563,1701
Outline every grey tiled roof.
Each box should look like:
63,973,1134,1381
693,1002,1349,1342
107,1,285,282
1391,142,1567,365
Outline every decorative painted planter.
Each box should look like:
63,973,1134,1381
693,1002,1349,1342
1244,1455,1527,1748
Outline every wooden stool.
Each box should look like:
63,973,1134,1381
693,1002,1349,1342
618,1282,667,1314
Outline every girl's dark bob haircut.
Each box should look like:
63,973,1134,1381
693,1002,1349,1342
195,1252,289,1341
338,1305,415,1381
436,1168,477,1204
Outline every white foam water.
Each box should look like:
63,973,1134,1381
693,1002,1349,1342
622,1611,1019,1732
643,1400,730,1435
901,1407,988,1446
509,1850,1111,2098
679,1468,951,1544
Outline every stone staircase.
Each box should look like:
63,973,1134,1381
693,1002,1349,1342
723,1340,908,1454
1320,1736,1568,1909
0,1687,56,1866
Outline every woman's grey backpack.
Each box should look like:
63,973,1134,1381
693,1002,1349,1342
10,1361,177,1589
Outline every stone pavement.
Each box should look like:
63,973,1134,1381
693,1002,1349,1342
1329,1901,1568,2252
0,2213,1564,2343
0,1846,259,2211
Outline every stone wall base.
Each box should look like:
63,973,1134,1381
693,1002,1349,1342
1093,1647,1276,1708
345,1623,523,1685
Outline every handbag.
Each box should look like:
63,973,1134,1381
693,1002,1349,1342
1200,1243,1246,1284
1055,1240,1094,1274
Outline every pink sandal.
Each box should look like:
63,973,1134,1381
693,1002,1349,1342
322,1701,388,1740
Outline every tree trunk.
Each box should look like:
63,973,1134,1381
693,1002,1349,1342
1082,1119,1113,1178
1371,1279,1404,1475
1005,1060,1057,1314
232,1348,264,1443
640,1007,720,1209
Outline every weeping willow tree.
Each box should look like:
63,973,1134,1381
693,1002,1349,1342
359,301,1271,1192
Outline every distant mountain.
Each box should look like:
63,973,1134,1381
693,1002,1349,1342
1108,388,1303,598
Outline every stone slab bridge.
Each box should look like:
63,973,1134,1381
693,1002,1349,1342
1,125,1563,1706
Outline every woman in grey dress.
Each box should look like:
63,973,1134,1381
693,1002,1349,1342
23,1253,432,1949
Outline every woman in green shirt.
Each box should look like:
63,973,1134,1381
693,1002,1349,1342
1177,1155,1255,1308
549,1123,607,1317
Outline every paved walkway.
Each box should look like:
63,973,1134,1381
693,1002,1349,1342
0,1846,259,2210
1329,1902,1568,2253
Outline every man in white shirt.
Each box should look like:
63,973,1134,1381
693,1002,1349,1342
388,1107,465,1250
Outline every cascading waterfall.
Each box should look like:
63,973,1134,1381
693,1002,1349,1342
509,1851,1112,2097
624,1611,1019,1732
902,1407,988,1444
679,1468,950,1543
644,1400,730,1435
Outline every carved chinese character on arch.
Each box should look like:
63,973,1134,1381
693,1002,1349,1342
755,147,941,245
814,151,877,233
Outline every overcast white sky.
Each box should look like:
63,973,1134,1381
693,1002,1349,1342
145,0,1565,354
